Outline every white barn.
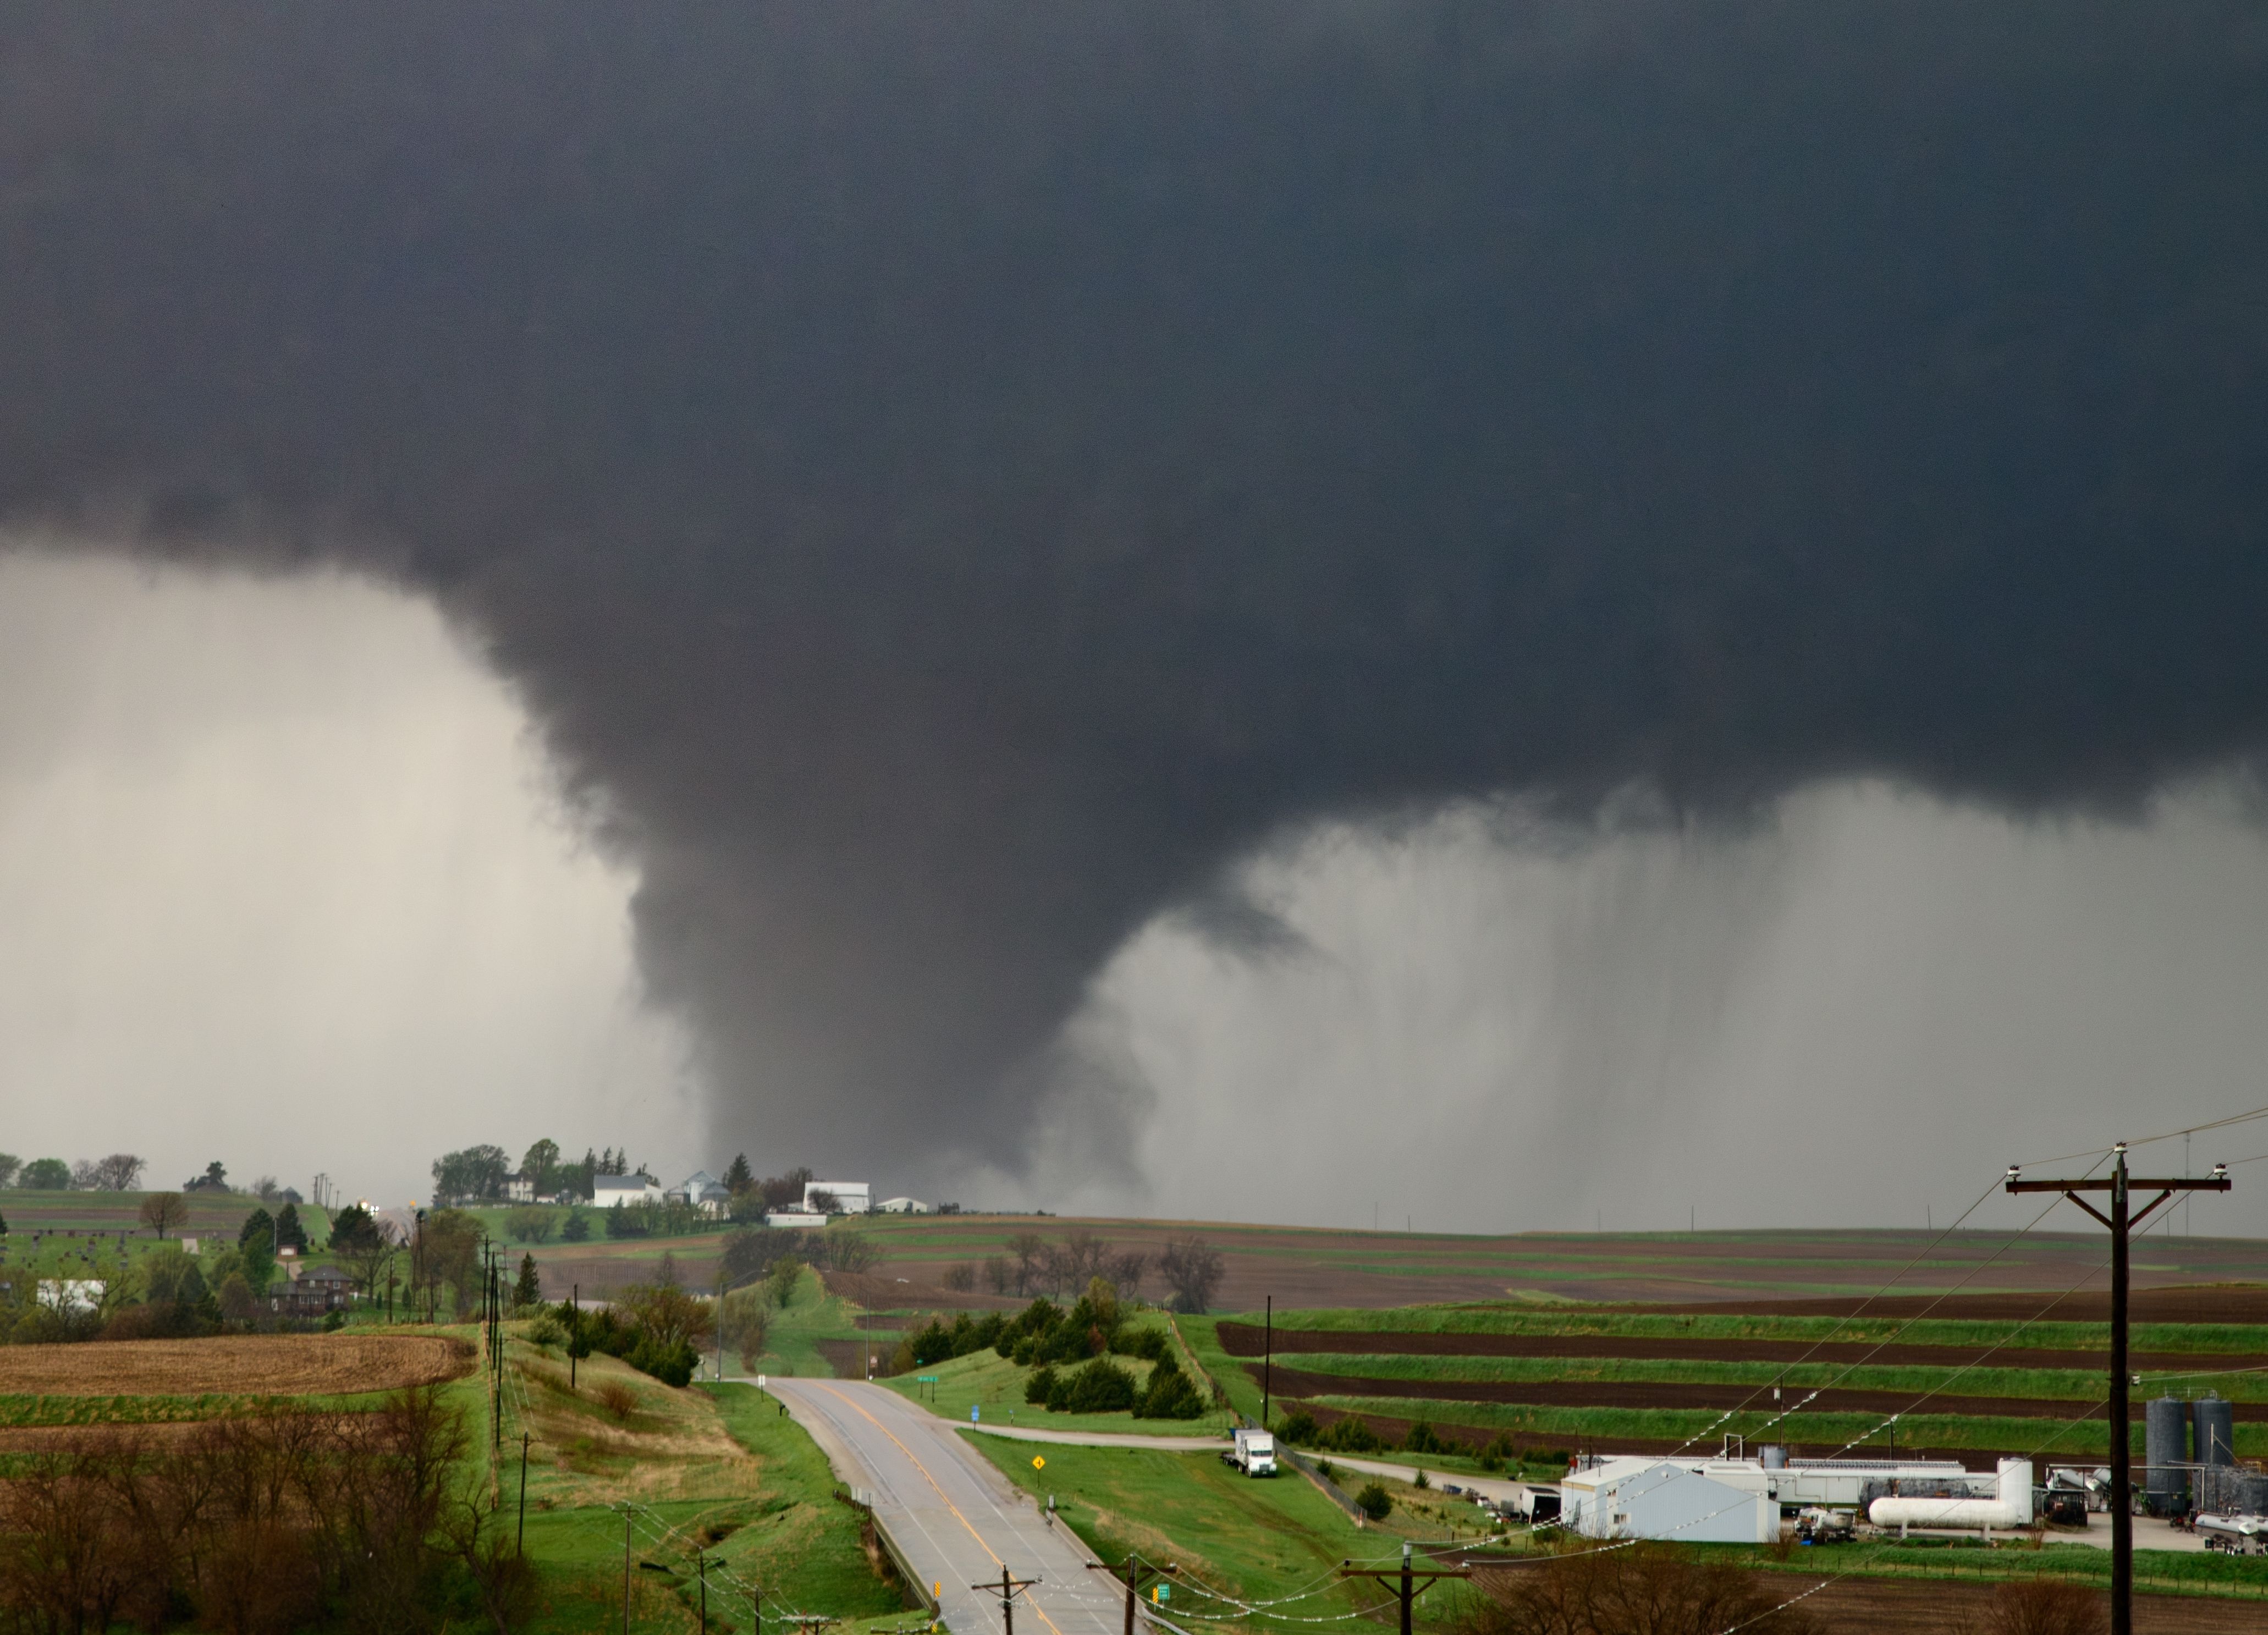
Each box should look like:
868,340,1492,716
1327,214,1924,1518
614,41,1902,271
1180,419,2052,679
873,1196,931,1214
593,1174,662,1209
803,1180,871,1214
1560,1458,1777,1544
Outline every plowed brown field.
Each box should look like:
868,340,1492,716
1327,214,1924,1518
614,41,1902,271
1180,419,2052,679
0,1334,474,1397
1461,1563,2266,1633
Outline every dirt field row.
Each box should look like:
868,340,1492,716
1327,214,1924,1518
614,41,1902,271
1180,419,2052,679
1214,1322,2266,1373
1260,1362,2243,1422
1461,1562,2268,1634
0,1334,475,1397
1630,1285,2268,1325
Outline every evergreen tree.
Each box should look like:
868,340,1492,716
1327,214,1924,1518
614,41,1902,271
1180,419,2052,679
723,1153,753,1193
515,1252,542,1308
272,1202,308,1253
239,1206,274,1253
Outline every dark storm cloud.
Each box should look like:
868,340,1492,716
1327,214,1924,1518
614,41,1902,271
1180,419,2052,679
3,3,2265,1178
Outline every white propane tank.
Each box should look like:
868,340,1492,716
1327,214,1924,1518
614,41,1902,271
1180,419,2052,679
1868,1460,2033,1532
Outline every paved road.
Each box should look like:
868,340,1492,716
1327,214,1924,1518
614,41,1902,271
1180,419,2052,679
768,1378,1141,1635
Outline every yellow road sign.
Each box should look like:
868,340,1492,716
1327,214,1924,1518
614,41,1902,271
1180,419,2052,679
1032,1455,1045,1470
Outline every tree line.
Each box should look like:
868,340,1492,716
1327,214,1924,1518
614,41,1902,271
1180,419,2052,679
935,1228,1225,1313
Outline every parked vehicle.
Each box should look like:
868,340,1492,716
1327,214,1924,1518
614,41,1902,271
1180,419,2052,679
2198,1513,2268,1554
1227,1427,1278,1477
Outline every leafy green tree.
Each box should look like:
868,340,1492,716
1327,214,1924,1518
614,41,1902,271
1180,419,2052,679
272,1203,308,1253
766,1256,803,1308
505,1205,559,1243
20,1157,71,1191
419,1208,484,1316
0,1153,19,1188
514,1253,542,1308
520,1138,562,1194
431,1145,512,1205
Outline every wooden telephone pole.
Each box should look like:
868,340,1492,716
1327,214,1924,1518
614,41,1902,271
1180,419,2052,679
2007,1143,2229,1635
1339,1543,1470,1635
1087,1554,1176,1635
973,1565,1039,1635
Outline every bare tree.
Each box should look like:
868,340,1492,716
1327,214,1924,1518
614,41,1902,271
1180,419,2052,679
827,1230,884,1274
1158,1236,1225,1314
1108,1250,1148,1302
137,1192,190,1238
1006,1232,1049,1296
91,1154,146,1191
69,1158,102,1190
941,1263,977,1292
983,1256,1011,1295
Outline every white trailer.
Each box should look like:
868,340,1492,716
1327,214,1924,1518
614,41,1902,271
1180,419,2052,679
1227,1428,1278,1477
2199,1513,2268,1555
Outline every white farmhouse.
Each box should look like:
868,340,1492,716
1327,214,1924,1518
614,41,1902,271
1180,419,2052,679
592,1173,663,1209
667,1171,733,1217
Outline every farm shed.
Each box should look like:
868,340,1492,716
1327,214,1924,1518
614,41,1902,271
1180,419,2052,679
1561,1457,1777,1544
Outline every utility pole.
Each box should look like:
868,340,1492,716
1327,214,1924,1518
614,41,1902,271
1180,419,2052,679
622,1505,633,1635
975,1566,1039,1635
571,1282,580,1390
1262,1296,1272,1427
1086,1554,1175,1635
1339,1542,1470,1635
518,1432,530,1555
2008,1145,2230,1635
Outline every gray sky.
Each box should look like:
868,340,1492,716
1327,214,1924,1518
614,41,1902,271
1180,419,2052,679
0,548,692,1203
2,8,2266,1212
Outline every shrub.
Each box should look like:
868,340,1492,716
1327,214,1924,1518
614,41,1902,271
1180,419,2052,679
1313,1417,1385,1454
1063,1357,1137,1414
1402,1421,1448,1455
597,1380,639,1421
942,1263,977,1292
1984,1580,2108,1635
1276,1410,1319,1444
1113,1325,1169,1362
527,1314,568,1348
1135,1355,1206,1420
560,1210,591,1242
1027,1366,1058,1406
505,1205,560,1244
1355,1483,1392,1522
1463,1543,1819,1635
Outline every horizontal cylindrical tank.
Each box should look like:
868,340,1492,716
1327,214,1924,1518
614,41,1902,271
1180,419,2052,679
1868,1459,2033,1531
2197,1397,2237,1467
2146,1397,2190,1511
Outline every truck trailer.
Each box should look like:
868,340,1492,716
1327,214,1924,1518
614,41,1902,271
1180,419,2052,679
1227,1428,1278,1477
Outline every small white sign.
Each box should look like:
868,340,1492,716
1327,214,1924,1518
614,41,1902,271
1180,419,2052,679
757,1374,767,1388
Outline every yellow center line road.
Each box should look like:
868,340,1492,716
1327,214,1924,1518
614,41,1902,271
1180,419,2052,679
768,1378,1122,1635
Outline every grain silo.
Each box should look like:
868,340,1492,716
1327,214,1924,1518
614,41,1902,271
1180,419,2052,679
2144,1397,2190,1513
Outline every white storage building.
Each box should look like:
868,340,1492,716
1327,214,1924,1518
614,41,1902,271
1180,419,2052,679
804,1180,871,1214
1560,1458,1777,1544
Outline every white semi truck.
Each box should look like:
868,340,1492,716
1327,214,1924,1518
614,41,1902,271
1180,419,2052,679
1227,1428,1278,1477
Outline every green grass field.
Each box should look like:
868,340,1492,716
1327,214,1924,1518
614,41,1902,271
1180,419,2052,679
1249,1304,2268,1356
962,1434,1489,1630
1263,1350,2268,1402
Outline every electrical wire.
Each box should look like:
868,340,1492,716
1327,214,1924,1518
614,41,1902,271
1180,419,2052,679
1665,1173,2008,1457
